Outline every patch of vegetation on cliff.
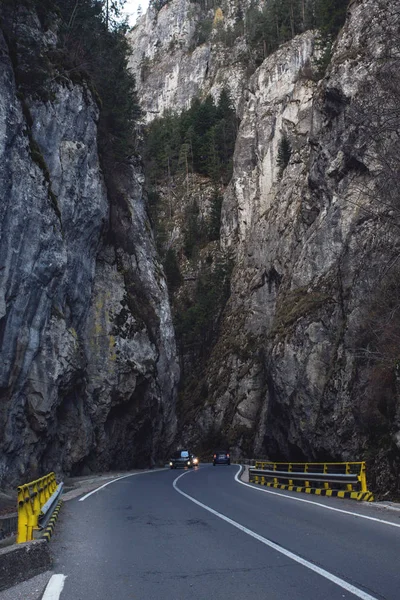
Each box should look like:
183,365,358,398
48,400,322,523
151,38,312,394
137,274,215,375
314,0,350,75
277,133,292,178
186,0,349,59
2,0,141,181
149,0,169,11
0,0,58,102
244,0,349,67
52,0,141,169
143,89,237,187
190,17,213,49
14,91,63,225
175,253,233,357
271,287,333,338
172,252,233,421
143,90,236,288
143,91,236,304
29,136,62,224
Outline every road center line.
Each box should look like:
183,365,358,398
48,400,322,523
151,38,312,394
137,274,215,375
173,470,378,600
42,574,67,600
234,466,400,529
79,468,166,501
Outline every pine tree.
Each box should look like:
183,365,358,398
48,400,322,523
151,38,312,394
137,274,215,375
277,134,292,178
52,0,141,168
315,0,348,39
314,0,349,73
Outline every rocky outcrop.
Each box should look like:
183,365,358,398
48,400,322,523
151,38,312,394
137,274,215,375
0,5,179,486
128,0,253,119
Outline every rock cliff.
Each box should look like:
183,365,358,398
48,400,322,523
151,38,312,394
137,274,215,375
0,3,179,486
131,0,400,495
128,0,253,118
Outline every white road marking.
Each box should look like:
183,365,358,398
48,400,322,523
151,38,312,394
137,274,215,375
234,466,400,529
42,574,66,600
173,470,378,600
79,468,166,501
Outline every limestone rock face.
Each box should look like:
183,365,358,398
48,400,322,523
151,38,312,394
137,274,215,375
133,0,399,493
0,6,178,485
128,0,253,120
201,0,400,479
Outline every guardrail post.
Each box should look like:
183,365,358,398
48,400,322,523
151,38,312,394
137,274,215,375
345,463,353,492
288,463,293,487
43,475,51,502
17,484,38,543
17,487,29,543
304,463,310,488
359,462,368,493
273,463,278,485
323,463,330,490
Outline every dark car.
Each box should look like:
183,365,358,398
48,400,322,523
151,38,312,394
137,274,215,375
213,449,230,466
169,450,193,469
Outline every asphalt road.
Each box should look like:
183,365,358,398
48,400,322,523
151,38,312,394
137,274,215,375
49,465,400,600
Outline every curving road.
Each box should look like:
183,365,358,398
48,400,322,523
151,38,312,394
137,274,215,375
49,465,400,600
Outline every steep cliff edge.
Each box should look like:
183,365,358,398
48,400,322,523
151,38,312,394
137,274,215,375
128,0,254,117
215,0,400,495
133,0,400,496
0,2,179,486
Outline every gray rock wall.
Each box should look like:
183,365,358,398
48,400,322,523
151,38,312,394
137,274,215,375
128,0,255,120
132,0,400,493
0,6,179,486
203,0,400,484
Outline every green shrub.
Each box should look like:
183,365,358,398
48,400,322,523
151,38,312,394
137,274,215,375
277,134,292,178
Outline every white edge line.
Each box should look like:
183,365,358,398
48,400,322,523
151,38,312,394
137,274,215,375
173,469,378,600
42,574,66,600
234,465,400,529
78,468,166,501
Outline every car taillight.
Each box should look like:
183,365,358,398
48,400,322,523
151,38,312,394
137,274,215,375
227,454,230,458
213,454,216,458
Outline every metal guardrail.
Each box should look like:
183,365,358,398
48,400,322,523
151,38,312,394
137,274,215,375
17,472,63,543
249,461,374,501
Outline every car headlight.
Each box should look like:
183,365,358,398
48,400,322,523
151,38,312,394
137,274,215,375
169,462,173,466
193,458,198,464
187,461,191,465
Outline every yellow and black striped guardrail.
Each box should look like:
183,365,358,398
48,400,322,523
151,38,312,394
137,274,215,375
17,472,63,543
249,461,374,501
41,498,63,542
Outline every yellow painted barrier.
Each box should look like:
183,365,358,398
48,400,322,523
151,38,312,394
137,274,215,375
250,461,374,501
17,472,58,543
